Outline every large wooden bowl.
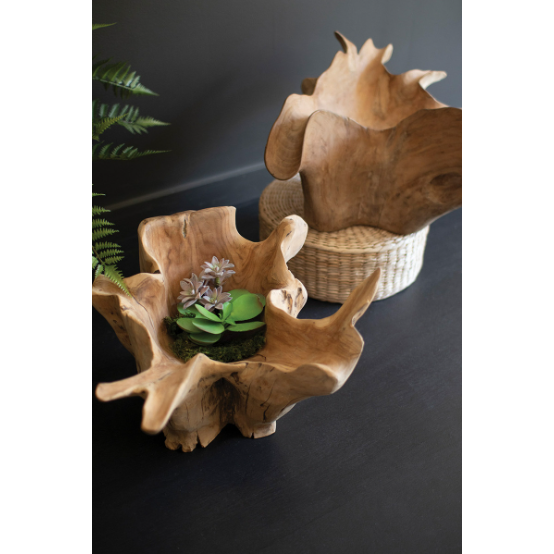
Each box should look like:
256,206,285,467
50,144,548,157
93,207,381,452
265,32,462,235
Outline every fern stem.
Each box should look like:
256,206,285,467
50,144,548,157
92,243,103,264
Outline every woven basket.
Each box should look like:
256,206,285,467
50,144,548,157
259,176,430,302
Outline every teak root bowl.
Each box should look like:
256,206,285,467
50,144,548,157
265,32,462,235
93,207,381,452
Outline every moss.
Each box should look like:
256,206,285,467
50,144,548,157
163,316,266,363
164,316,187,339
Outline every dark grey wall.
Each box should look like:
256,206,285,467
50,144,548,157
93,0,461,207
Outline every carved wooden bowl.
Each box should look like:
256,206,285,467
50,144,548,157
93,207,381,452
265,32,462,235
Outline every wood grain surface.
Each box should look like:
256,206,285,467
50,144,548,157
265,32,462,235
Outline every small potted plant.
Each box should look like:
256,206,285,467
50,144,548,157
164,257,269,362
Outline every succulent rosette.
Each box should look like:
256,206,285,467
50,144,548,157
200,256,235,287
199,286,232,311
177,273,209,308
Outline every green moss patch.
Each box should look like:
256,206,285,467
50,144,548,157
164,316,266,363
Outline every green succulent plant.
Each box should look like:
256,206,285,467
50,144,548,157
92,22,169,296
175,290,266,345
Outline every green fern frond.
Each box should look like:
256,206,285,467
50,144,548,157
93,141,169,161
92,60,157,98
119,115,169,135
102,265,130,295
92,205,110,216
92,228,118,242
92,218,115,229
93,241,122,251
93,142,109,159
103,256,124,265
95,248,124,259
93,100,131,119
93,102,169,136
93,187,128,295
93,243,130,296
92,114,127,140
92,23,116,31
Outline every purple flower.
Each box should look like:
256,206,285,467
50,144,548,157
177,273,209,309
200,286,232,311
201,256,235,287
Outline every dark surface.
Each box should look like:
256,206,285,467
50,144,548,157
93,179,462,554
92,0,462,205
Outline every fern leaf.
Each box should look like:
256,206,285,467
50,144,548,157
92,205,110,216
93,102,169,134
92,23,116,31
93,241,121,251
93,142,169,161
93,101,130,120
92,60,158,98
92,142,113,159
110,143,125,157
95,248,124,260
103,256,124,265
92,189,130,296
92,218,115,229
93,102,168,135
103,265,131,296
92,228,118,242
92,114,127,140
119,115,169,135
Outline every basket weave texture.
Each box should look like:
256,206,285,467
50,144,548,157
259,177,430,302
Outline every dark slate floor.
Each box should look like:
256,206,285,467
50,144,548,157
93,182,461,554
